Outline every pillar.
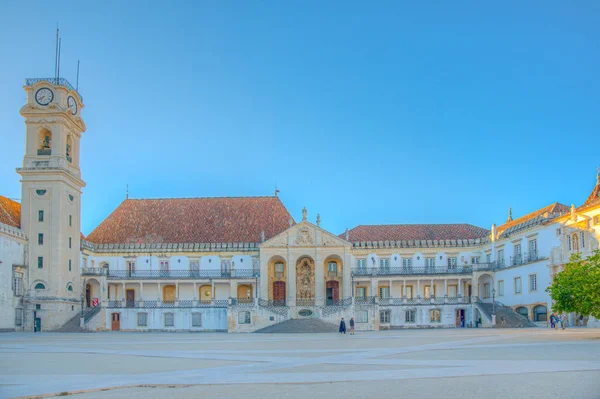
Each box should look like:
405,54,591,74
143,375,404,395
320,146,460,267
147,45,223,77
315,254,324,306
140,282,144,301
193,282,197,300
288,258,296,304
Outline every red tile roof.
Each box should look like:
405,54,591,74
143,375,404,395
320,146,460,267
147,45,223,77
0,196,21,229
496,202,569,238
578,174,600,211
344,224,489,242
85,196,294,245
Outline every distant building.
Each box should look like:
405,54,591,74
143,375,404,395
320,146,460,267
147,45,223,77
1,78,599,332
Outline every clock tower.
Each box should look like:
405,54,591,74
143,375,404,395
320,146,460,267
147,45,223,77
17,78,86,330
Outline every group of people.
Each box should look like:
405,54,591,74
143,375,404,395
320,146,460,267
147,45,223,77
550,312,566,330
338,317,355,335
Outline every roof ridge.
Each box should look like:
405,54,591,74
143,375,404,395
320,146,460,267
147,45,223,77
126,195,279,201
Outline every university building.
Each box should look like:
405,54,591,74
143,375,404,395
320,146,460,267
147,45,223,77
1,78,599,332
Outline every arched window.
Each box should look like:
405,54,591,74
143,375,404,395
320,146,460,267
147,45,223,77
516,306,529,320
66,135,73,163
533,305,547,322
67,283,74,292
38,128,52,155
34,283,45,290
571,234,579,252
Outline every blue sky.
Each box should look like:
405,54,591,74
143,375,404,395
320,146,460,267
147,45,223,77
1,1,598,236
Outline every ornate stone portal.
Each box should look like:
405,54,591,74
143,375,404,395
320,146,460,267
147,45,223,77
296,257,315,300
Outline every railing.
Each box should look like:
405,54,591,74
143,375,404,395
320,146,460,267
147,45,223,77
258,299,287,307
25,77,83,102
352,265,480,276
355,296,377,305
378,296,469,306
82,306,101,323
81,267,107,276
327,270,338,277
258,298,289,316
509,251,540,267
106,269,260,279
325,298,353,307
106,299,229,308
231,298,255,306
296,298,315,307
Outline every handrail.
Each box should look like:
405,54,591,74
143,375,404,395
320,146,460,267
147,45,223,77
25,77,83,102
105,269,260,279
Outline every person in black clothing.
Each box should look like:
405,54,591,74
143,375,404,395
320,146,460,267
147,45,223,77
349,317,355,335
339,318,346,334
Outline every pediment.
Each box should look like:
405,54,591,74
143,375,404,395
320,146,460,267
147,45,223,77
261,221,350,248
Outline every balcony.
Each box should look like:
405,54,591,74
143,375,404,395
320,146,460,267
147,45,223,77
106,299,229,308
81,267,108,276
351,265,482,277
507,251,541,268
106,269,260,280
327,270,338,277
25,77,83,102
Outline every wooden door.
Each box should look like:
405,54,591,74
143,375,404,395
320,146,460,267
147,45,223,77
85,284,91,308
126,289,135,308
273,281,286,305
326,280,339,301
456,310,461,327
111,313,120,331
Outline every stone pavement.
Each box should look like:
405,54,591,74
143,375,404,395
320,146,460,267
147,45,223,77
1,328,599,399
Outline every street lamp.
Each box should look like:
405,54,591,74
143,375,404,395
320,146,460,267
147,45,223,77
492,288,496,315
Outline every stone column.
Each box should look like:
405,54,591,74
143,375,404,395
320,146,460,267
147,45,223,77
315,253,324,306
288,257,296,305
140,282,144,301
193,282,197,300
157,282,161,301
342,250,352,299
230,281,237,298
417,280,420,299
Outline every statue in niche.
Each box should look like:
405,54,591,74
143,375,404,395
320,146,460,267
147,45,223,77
296,259,314,299
66,143,72,158
41,135,51,149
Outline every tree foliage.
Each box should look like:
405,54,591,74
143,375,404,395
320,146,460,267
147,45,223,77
546,250,600,319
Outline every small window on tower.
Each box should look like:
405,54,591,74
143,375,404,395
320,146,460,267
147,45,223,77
69,215,72,226
69,237,72,249
37,257,43,269
69,259,72,271
38,210,44,222
38,233,43,245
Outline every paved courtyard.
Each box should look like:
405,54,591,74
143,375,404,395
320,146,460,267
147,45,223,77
1,328,599,399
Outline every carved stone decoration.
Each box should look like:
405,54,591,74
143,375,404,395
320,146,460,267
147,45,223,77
322,234,337,246
296,226,314,245
269,234,288,247
296,257,315,300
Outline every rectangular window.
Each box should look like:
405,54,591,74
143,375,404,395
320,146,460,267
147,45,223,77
471,256,480,264
137,313,147,327
430,309,441,322
238,311,251,324
15,308,23,326
514,277,522,294
380,310,390,324
402,258,413,268
189,260,200,273
357,310,368,323
379,258,390,271
160,261,169,272
127,261,136,276
580,232,585,249
356,287,366,298
486,253,491,263
164,312,174,327
38,256,43,269
484,283,491,299
405,286,413,299
447,257,457,268
497,249,505,265
405,309,415,323
498,280,504,297
447,285,457,298
529,274,537,292
36,304,41,310
328,262,337,276
425,258,435,270
68,259,71,272
528,239,537,257
69,215,72,227
379,286,390,299
594,216,599,225
356,258,366,269
13,273,23,296
38,233,43,245
567,235,572,250
192,312,202,327
69,237,72,249
424,285,436,299
275,262,284,278
38,210,44,222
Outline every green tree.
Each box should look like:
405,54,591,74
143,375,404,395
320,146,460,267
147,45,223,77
546,250,600,319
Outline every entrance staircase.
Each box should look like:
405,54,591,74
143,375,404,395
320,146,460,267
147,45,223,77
478,302,536,328
254,318,338,333
55,306,101,332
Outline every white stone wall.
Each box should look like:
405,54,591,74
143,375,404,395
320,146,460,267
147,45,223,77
106,308,228,331
0,230,26,330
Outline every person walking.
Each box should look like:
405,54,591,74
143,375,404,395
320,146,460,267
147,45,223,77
550,313,556,329
339,318,346,334
349,317,355,335
559,313,566,330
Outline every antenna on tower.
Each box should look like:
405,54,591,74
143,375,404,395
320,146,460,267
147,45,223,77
76,60,80,91
57,38,62,81
54,24,59,80
126,184,129,200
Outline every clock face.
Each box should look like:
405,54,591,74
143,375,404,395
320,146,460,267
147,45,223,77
67,96,77,115
35,88,54,106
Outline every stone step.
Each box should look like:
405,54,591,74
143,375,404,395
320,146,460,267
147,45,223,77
254,318,339,333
